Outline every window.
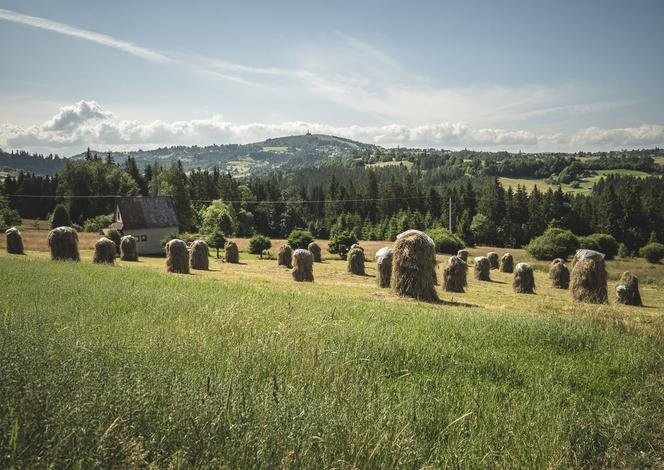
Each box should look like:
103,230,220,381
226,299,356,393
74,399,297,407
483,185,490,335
141,235,147,242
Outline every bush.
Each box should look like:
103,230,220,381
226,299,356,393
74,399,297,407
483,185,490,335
207,228,226,258
640,242,664,263
0,196,21,230
249,235,272,256
527,228,579,260
83,214,113,233
287,229,314,250
578,233,618,260
106,229,122,254
618,243,630,258
328,230,358,259
428,228,465,254
50,204,70,229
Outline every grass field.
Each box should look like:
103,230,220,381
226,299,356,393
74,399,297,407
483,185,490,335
1,237,664,467
499,169,655,194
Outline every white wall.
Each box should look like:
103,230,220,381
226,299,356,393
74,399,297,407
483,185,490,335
123,226,179,255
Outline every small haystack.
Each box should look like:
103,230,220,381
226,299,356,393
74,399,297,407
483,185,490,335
549,258,569,289
513,262,535,294
443,255,468,293
166,238,190,274
375,247,393,288
190,239,210,270
457,249,469,263
499,253,514,273
570,249,608,304
5,227,24,255
391,230,438,301
615,271,642,306
474,256,491,281
347,246,366,275
48,226,80,261
292,248,314,282
308,242,322,262
120,235,138,261
224,241,239,264
487,252,499,269
278,244,293,268
93,237,116,264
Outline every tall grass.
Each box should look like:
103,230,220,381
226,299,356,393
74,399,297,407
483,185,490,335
1,256,663,468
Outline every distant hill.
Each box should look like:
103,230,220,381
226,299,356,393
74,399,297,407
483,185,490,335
0,150,66,176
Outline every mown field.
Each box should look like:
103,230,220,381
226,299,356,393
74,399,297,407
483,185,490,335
499,169,655,194
1,236,664,467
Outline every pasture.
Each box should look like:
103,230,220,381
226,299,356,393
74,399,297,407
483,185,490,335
499,169,655,194
1,233,664,467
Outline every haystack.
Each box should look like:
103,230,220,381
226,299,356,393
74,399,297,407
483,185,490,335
308,242,322,262
391,230,438,301
347,246,366,275
549,258,569,289
474,256,490,281
166,238,190,274
499,253,514,273
513,262,535,294
120,235,138,261
5,227,24,255
292,248,314,282
48,226,80,261
224,241,239,264
277,244,293,268
570,249,608,304
93,237,116,264
443,255,468,293
375,247,393,288
615,271,642,306
190,239,210,270
457,249,469,263
487,252,499,269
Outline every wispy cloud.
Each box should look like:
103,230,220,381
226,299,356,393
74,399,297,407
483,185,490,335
0,8,172,64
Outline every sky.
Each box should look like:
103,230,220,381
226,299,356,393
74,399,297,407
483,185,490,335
1,0,663,156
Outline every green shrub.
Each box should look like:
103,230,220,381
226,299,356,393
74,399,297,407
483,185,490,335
207,228,226,258
618,243,630,258
527,228,579,260
50,204,71,228
287,229,314,250
578,233,618,260
83,214,113,233
249,235,272,256
328,230,358,259
640,242,664,263
427,228,465,254
106,229,122,254
0,196,21,230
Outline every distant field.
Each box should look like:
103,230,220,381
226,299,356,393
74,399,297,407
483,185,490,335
500,169,655,194
261,146,288,152
367,160,414,169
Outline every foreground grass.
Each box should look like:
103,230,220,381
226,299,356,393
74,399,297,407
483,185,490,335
1,256,664,468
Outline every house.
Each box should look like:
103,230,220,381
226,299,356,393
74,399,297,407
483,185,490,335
110,196,179,255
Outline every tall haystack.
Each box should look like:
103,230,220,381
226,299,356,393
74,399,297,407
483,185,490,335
224,241,239,264
292,248,314,282
616,271,642,306
499,253,514,273
347,246,366,275
5,227,24,255
166,238,190,274
487,252,499,269
570,249,608,304
443,255,468,293
48,226,80,261
549,258,569,289
278,244,293,268
93,237,116,264
308,242,322,262
375,247,393,288
391,230,438,301
474,256,491,281
513,262,535,294
457,249,469,263
190,239,210,270
120,235,138,261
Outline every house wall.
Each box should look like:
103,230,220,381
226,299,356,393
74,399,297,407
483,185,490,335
123,226,179,255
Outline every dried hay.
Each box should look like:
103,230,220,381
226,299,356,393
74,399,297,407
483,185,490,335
457,249,469,263
375,247,393,288
292,248,314,282
443,255,468,293
347,246,366,275
190,239,210,270
513,262,535,294
5,227,24,255
615,271,642,306
308,242,322,262
499,253,514,273
277,244,293,268
93,237,116,264
549,258,569,289
570,249,608,304
48,226,80,261
166,238,190,274
120,235,138,261
224,241,239,264
350,243,364,251
487,252,499,269
391,230,438,301
473,256,491,281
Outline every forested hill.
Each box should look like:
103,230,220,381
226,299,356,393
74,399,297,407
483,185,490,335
0,150,66,175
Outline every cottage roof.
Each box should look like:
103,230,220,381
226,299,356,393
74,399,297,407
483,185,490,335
115,196,179,229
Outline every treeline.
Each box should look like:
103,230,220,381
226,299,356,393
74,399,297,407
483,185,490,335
0,149,66,175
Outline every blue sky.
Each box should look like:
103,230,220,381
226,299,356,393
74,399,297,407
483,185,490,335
1,0,663,155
